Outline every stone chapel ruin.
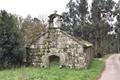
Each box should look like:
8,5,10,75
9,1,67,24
26,12,93,69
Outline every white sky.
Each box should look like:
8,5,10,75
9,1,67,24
0,0,69,18
0,0,119,18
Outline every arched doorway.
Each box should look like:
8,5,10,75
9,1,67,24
42,53,66,68
49,55,60,67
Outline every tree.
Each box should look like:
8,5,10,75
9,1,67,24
0,10,25,68
114,0,120,53
90,0,115,54
62,0,117,55
21,15,47,47
20,15,47,66
62,0,88,37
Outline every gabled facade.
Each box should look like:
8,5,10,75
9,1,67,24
26,13,93,69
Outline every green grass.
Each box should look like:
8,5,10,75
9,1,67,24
0,59,104,80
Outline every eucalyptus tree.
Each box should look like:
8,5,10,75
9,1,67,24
114,0,120,53
90,0,115,54
62,0,89,37
62,0,116,55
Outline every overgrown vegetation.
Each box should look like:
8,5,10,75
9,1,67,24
0,59,104,80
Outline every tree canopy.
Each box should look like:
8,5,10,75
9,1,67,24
0,10,25,68
62,0,120,56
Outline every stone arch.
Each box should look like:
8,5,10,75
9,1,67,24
49,55,60,66
42,53,66,68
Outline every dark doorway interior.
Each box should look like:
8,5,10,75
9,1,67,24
49,55,60,67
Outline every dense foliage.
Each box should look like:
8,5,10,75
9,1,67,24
0,10,25,68
62,0,120,55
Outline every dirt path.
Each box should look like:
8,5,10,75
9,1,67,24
98,54,120,80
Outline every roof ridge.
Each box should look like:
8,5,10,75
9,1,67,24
60,30,93,47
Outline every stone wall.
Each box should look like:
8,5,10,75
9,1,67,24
28,28,92,69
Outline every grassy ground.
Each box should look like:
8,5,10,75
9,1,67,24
0,59,104,80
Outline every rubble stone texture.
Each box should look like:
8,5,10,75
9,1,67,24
27,13,93,69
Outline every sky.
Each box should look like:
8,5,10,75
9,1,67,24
0,0,119,18
0,0,69,18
